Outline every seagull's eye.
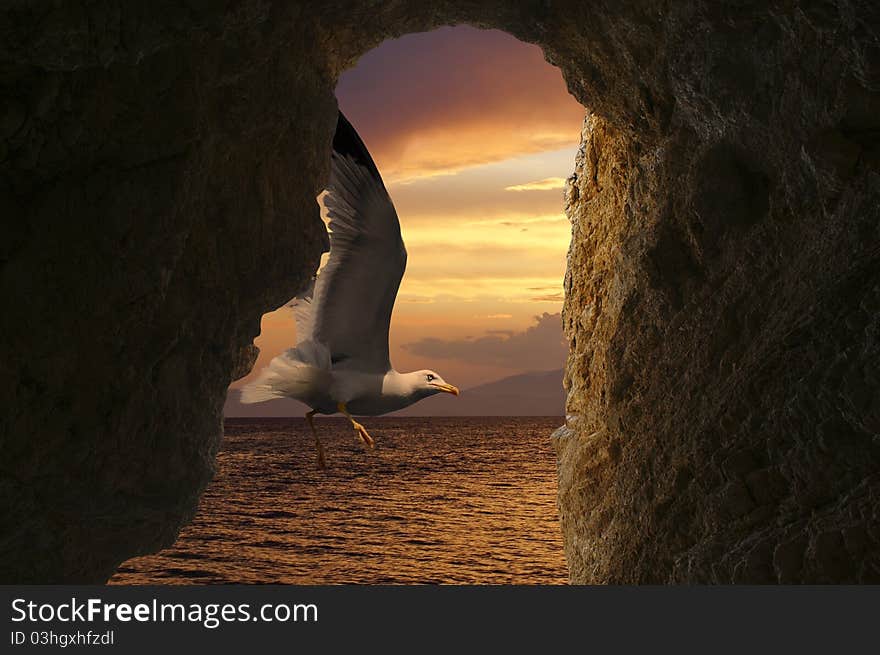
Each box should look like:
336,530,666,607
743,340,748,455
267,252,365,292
426,374,435,382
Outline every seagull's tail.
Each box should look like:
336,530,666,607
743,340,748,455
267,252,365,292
240,340,330,404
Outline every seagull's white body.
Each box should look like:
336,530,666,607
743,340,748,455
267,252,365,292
240,112,458,438
247,345,442,416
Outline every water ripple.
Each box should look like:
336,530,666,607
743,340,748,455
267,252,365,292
110,417,568,584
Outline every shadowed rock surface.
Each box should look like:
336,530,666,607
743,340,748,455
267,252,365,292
1,1,878,582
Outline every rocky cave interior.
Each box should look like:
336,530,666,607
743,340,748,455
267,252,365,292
1,1,879,583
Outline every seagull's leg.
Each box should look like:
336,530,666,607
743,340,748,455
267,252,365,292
306,409,327,469
337,402,375,449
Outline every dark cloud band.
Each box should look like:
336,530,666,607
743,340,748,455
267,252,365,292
402,312,566,370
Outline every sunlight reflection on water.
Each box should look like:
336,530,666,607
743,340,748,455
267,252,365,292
110,417,568,584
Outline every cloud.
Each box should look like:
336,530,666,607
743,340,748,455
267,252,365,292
397,295,436,304
531,293,564,302
486,313,513,319
477,215,566,228
388,146,579,222
336,26,583,182
504,177,568,192
402,312,566,370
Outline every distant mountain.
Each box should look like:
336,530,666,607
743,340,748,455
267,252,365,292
224,369,564,417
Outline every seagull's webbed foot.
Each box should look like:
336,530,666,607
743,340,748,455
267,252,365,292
306,409,327,470
352,421,375,448
338,402,375,449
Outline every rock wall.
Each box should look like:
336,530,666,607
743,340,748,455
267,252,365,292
558,108,880,583
1,1,878,582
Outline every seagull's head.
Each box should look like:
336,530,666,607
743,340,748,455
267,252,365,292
414,370,459,398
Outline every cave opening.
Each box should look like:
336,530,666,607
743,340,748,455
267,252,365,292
109,26,585,584
230,26,582,413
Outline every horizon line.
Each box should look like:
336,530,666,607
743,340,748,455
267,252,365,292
224,414,565,419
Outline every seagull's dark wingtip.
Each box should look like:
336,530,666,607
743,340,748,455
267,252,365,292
333,110,382,182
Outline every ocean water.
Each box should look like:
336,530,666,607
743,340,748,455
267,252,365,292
110,417,568,584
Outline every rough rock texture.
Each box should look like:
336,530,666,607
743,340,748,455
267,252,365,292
558,107,880,583
1,1,878,582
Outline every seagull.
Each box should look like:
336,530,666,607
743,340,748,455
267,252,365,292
240,111,459,468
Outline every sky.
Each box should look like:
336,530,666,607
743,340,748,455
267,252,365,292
230,26,583,395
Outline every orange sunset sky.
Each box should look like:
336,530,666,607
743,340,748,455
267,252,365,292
230,26,584,397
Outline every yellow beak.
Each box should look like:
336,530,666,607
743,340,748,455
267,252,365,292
433,382,460,396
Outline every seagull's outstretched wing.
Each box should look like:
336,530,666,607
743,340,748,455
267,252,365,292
309,111,407,374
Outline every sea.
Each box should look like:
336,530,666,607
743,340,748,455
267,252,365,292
109,416,569,584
